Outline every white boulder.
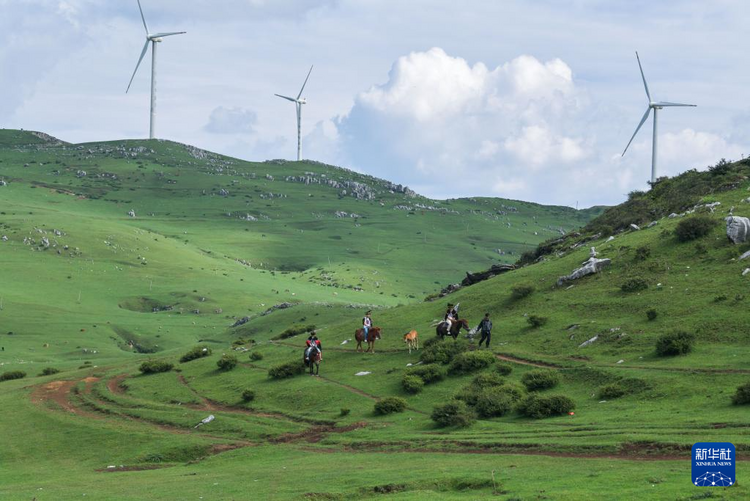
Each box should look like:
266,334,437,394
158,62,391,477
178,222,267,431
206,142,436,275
726,216,750,244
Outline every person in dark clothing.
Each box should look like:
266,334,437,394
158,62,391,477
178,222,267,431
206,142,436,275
476,313,492,348
305,331,322,360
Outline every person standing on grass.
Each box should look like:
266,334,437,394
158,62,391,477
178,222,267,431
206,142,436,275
476,313,492,348
362,310,372,342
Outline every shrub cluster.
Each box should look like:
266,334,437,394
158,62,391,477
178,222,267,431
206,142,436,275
475,387,516,418
598,383,626,400
406,364,446,384
621,277,648,293
527,315,548,328
517,394,575,419
472,371,505,389
401,375,425,394
268,360,305,379
510,283,535,300
241,389,255,402
731,382,750,405
0,370,26,382
139,361,173,374
655,331,695,356
635,245,651,261
217,354,238,371
521,370,560,391
448,350,496,375
646,309,658,321
179,345,212,363
419,338,469,365
39,367,60,376
675,215,715,242
431,400,476,427
374,397,407,415
272,324,316,341
494,363,513,376
249,352,264,361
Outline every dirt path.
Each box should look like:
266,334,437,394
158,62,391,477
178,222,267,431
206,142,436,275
31,377,101,417
494,353,562,369
270,339,402,354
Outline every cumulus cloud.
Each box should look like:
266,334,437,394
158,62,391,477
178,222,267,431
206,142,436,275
204,106,258,134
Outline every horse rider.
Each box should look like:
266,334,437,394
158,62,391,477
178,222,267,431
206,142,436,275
444,303,459,331
476,313,493,348
305,330,322,361
362,310,373,342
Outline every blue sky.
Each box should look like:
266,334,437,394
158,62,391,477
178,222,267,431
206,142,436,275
2,0,749,207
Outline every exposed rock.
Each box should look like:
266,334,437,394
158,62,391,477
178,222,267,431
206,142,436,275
219,189,229,196
0,180,6,186
41,237,50,248
739,250,750,261
629,224,640,231
1,235,7,241
127,210,136,218
726,216,750,244
557,257,611,286
744,268,750,277
589,247,597,258
231,316,250,328
647,221,658,228
578,335,598,348
606,236,615,242
461,264,515,286
668,213,679,219
76,170,87,178
260,302,295,316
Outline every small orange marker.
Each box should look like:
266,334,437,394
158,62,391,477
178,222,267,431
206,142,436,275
568,412,575,416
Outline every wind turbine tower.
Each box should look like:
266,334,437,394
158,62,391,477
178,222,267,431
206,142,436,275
275,66,314,161
621,52,696,183
126,0,186,139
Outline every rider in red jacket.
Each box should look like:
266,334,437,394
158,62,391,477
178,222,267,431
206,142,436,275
305,331,322,360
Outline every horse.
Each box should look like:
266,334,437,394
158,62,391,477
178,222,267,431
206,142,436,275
354,326,381,353
436,318,470,340
403,330,419,353
304,345,321,376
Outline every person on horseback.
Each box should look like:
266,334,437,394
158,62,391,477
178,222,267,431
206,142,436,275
305,331,322,361
444,303,459,331
362,310,372,342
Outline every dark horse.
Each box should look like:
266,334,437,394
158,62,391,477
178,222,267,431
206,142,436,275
354,326,382,353
304,345,321,376
436,318,470,340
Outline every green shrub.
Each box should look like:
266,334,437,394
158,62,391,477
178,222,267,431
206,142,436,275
340,408,351,417
448,350,496,375
635,245,651,261
374,397,407,415
268,360,305,379
472,371,505,388
139,361,173,374
621,277,648,293
406,364,446,384
598,383,626,400
655,331,695,356
39,367,60,376
731,382,750,405
401,374,425,394
475,387,515,418
511,283,535,300
431,400,476,427
0,370,26,382
249,352,264,361
179,345,212,363
646,309,658,321
419,339,469,365
241,389,255,402
453,385,481,406
494,363,513,376
675,215,715,242
518,394,575,419
521,370,559,391
527,315,548,328
217,354,238,371
271,324,316,341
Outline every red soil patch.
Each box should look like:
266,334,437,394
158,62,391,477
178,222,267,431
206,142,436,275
30,378,100,416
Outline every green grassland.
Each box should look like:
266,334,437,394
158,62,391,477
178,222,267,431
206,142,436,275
1,129,747,499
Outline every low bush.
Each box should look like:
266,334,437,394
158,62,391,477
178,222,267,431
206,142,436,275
249,352,264,361
139,361,173,374
475,387,515,418
0,370,26,382
431,400,476,427
675,215,715,242
453,386,481,406
634,245,651,261
272,324,316,341
621,277,648,293
340,408,351,417
598,383,626,400
39,367,60,376
731,382,750,405
419,339,469,365
217,354,238,371
518,394,575,419
527,315,548,328
448,350,496,375
406,364,446,384
510,283,535,300
268,360,305,379
401,374,425,394
472,371,505,389
374,397,407,415
521,370,560,391
494,363,513,376
241,389,255,402
655,331,695,356
646,309,658,321
179,345,212,363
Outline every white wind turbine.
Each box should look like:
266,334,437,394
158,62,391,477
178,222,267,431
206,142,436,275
126,0,186,139
621,52,696,183
275,66,313,161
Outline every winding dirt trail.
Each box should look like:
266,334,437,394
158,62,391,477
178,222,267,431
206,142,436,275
494,353,561,369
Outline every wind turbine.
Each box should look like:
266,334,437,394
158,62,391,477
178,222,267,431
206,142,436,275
621,52,696,183
275,66,313,161
126,0,186,139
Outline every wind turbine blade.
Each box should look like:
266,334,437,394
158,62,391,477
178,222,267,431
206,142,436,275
126,40,150,93
655,101,697,107
275,94,296,102
137,0,149,34
151,31,186,38
635,51,651,102
621,107,651,156
296,65,313,100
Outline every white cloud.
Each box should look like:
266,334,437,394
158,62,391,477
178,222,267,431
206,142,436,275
659,128,747,173
204,106,258,134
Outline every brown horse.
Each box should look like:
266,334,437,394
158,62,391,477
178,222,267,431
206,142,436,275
403,330,419,353
355,326,381,353
436,318,470,340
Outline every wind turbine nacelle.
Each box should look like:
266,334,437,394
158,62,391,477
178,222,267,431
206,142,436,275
149,37,163,42
298,98,307,104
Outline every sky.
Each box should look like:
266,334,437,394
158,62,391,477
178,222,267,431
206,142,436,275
2,0,749,207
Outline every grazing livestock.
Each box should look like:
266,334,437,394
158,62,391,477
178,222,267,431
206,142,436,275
355,326,381,353
403,330,419,353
